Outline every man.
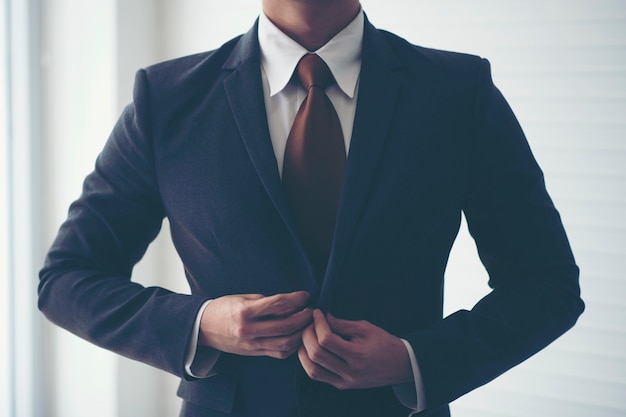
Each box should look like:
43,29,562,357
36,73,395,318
38,0,584,416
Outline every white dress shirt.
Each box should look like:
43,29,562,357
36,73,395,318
185,10,426,414
259,10,360,176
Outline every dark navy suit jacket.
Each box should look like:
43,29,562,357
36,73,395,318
39,17,584,417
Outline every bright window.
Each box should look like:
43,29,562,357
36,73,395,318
1,0,11,415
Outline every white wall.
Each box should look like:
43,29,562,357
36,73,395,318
40,2,118,416
29,1,626,416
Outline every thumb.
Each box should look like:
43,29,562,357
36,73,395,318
240,293,266,301
326,313,363,339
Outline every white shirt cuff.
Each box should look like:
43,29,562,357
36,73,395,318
393,338,427,414
184,300,220,378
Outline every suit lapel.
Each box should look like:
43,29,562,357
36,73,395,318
222,23,318,284
322,19,403,301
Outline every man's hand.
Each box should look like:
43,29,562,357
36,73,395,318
298,310,413,389
199,291,313,359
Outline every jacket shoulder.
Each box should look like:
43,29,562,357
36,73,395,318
377,28,487,83
138,34,244,96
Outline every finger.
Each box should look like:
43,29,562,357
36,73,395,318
242,345,300,360
298,345,342,385
326,313,365,339
262,348,300,360
239,294,266,301
237,307,313,339
248,332,305,358
301,318,347,373
247,291,311,318
312,310,353,359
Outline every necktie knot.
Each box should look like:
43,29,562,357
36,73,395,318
296,54,333,91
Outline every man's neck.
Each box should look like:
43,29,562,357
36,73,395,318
262,0,361,51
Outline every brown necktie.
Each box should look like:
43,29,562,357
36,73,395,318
283,54,346,278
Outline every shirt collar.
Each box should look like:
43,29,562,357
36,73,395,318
258,9,364,98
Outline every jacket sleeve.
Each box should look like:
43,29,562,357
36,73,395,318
38,69,209,379
405,58,584,410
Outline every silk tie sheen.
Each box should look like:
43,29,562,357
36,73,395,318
283,54,346,279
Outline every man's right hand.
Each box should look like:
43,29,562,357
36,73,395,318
199,291,313,359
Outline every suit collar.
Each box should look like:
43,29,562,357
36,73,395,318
223,20,260,70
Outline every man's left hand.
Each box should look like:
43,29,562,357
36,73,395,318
298,309,413,389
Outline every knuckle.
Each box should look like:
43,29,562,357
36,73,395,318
238,304,254,321
233,324,251,339
334,381,348,390
307,367,323,381
308,346,324,363
278,338,298,352
271,350,290,359
239,341,254,353
338,373,358,390
317,333,332,349
280,349,295,359
241,337,258,349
